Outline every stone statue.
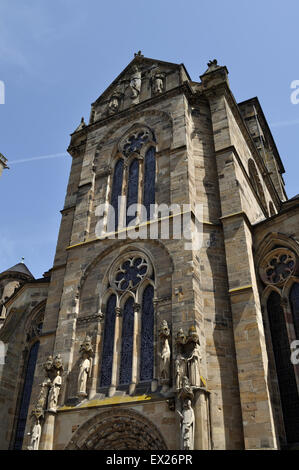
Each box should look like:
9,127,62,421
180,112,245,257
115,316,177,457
151,65,165,94
48,370,62,412
28,420,42,450
177,399,195,450
77,353,92,398
108,85,123,115
129,65,142,99
175,353,186,390
186,326,202,387
158,321,171,388
44,355,53,373
37,378,51,410
77,335,94,398
53,354,63,371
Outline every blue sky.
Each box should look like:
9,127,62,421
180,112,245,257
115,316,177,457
0,0,298,278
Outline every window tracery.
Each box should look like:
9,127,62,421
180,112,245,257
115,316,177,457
259,248,297,286
99,251,155,391
108,127,156,231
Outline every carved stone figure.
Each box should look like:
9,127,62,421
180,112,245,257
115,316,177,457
48,370,62,412
177,399,195,450
28,421,42,450
36,378,51,410
175,353,186,390
186,326,202,387
151,65,165,94
158,321,171,388
77,354,91,397
77,335,94,398
108,85,123,115
176,328,186,346
129,65,142,99
180,375,194,400
53,354,63,371
44,355,53,373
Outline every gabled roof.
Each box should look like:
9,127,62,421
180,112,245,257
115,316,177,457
92,54,191,106
1,262,34,279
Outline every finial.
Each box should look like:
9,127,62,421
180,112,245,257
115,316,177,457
207,59,218,68
134,50,143,58
21,257,25,264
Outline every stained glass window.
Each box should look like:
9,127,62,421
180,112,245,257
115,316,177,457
267,291,299,443
140,285,154,382
119,297,134,385
123,131,149,157
100,294,117,387
109,159,124,231
290,283,299,340
126,158,139,226
114,257,148,291
143,147,156,221
14,341,40,450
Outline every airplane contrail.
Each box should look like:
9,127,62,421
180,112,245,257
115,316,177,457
9,152,68,165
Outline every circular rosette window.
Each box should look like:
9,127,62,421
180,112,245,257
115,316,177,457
259,248,297,286
110,253,152,291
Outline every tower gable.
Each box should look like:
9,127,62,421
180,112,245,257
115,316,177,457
87,55,190,125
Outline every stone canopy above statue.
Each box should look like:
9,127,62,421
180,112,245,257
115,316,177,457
86,55,191,126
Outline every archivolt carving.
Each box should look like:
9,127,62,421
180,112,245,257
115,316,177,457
65,408,167,450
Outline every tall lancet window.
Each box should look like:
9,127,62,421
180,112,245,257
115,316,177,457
119,296,134,385
290,283,299,339
14,341,40,450
108,127,156,231
140,284,154,382
99,252,155,391
143,147,156,221
109,159,124,231
267,291,299,443
126,158,139,226
100,294,117,387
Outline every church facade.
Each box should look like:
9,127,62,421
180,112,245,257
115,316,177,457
0,54,299,450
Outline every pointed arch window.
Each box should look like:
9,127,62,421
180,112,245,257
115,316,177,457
99,253,155,392
109,159,124,231
13,341,40,450
100,294,117,387
143,147,156,221
140,284,154,382
119,296,134,385
267,291,299,443
126,158,139,226
109,128,156,231
290,283,299,340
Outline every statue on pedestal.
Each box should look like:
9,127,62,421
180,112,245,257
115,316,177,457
186,326,202,388
27,420,42,450
129,65,142,100
158,320,171,391
48,370,62,413
77,335,94,398
177,399,195,450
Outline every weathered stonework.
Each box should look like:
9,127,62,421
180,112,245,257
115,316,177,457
0,54,298,451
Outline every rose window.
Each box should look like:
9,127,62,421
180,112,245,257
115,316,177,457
113,256,149,291
259,248,297,286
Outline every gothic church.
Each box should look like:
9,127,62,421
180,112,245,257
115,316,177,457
0,54,299,450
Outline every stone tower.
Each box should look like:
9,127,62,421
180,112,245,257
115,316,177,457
1,54,299,451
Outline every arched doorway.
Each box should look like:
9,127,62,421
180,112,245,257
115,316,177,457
65,408,167,450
